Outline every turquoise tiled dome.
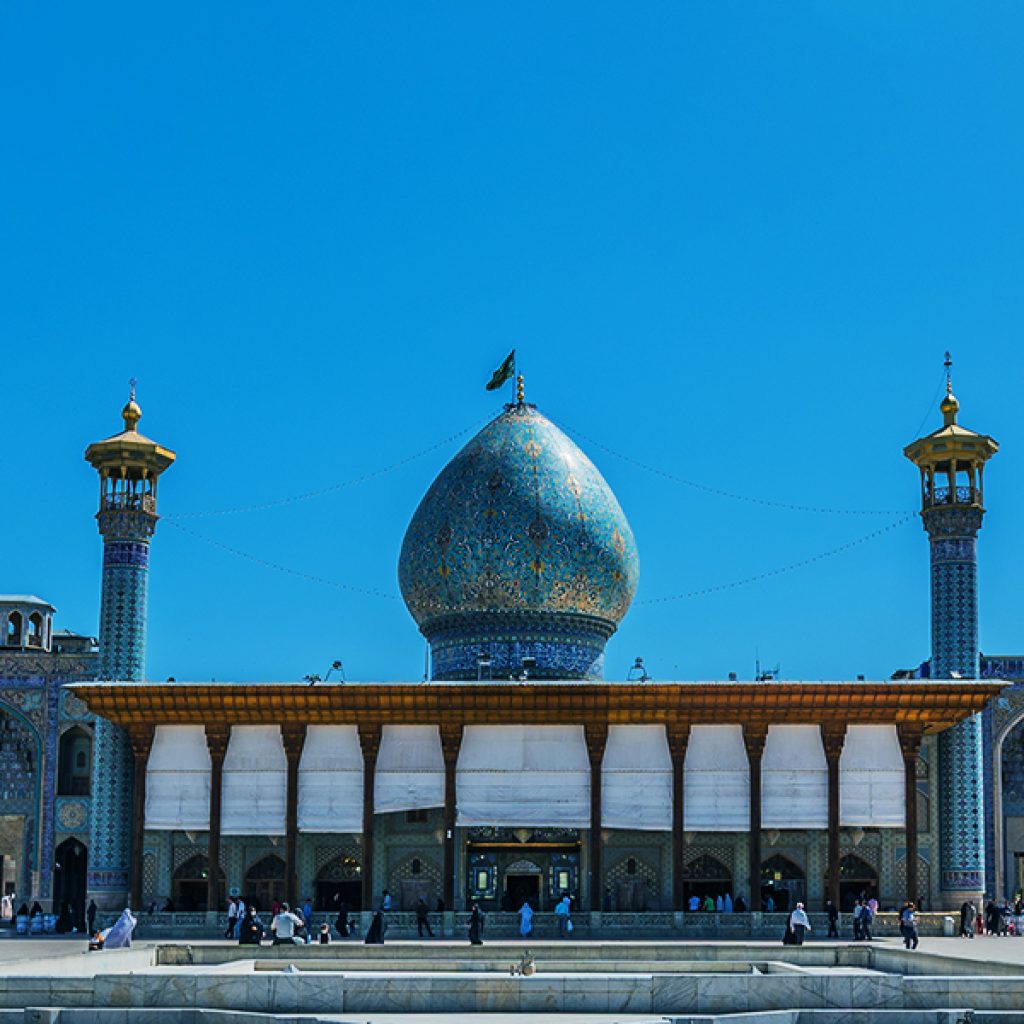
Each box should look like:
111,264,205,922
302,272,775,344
398,402,639,680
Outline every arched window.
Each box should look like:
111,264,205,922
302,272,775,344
6,611,22,646
58,727,93,796
27,612,43,648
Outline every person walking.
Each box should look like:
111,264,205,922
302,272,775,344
861,899,874,941
787,903,811,946
224,897,238,939
824,899,839,938
554,895,572,937
86,899,97,936
301,897,314,944
381,889,392,911
365,910,386,945
468,902,484,945
960,900,976,938
901,901,919,949
415,897,434,938
518,901,534,937
852,900,863,940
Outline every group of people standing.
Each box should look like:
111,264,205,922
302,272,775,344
959,897,1024,938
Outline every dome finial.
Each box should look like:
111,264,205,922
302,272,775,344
516,374,525,405
940,351,959,426
121,377,142,432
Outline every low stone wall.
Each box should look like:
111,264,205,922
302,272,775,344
2,963,1024,1015
126,909,957,940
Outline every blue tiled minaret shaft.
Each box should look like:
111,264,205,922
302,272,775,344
905,365,997,904
927,505,986,897
84,387,175,907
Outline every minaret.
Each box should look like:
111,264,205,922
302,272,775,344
84,383,175,907
904,357,997,906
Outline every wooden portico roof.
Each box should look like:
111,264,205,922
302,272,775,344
69,679,1003,735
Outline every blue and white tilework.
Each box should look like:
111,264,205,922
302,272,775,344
88,512,153,897
925,505,986,893
399,402,639,680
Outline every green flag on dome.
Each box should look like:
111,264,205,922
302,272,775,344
486,349,516,391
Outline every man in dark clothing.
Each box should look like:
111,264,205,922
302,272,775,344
86,900,97,935
415,897,434,937
824,899,839,938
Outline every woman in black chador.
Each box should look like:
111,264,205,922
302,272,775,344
468,903,484,946
364,910,386,945
238,906,263,945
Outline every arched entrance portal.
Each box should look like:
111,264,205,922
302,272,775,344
172,855,225,912
761,854,805,913
838,854,878,911
682,853,733,906
315,853,362,912
244,855,287,910
52,838,87,931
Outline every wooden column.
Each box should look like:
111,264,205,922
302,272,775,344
899,725,924,905
744,726,767,911
822,725,845,909
667,724,691,911
358,724,382,912
281,725,307,906
584,723,609,911
127,724,154,910
205,725,230,915
439,724,463,910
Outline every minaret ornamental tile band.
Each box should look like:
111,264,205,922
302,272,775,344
83,384,175,907
904,361,998,903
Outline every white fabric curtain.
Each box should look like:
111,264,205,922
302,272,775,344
684,725,749,831
222,725,287,836
839,725,905,827
762,725,828,829
601,725,672,831
375,725,445,814
298,725,363,833
145,725,211,830
456,725,590,827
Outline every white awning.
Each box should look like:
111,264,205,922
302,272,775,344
840,725,905,827
601,725,672,831
298,725,363,833
456,725,590,827
375,725,445,814
145,725,211,831
684,725,749,831
762,725,828,829
222,725,287,836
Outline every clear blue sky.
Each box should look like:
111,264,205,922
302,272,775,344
2,2,1022,682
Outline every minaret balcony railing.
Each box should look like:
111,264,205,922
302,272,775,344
101,493,156,514
926,485,978,507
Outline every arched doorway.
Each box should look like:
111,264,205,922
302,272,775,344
682,853,733,905
315,853,362,912
52,838,87,931
244,855,287,910
172,855,224,912
761,854,804,912
998,715,1024,899
838,854,878,910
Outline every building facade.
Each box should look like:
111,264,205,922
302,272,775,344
1,375,1014,920
0,596,98,924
